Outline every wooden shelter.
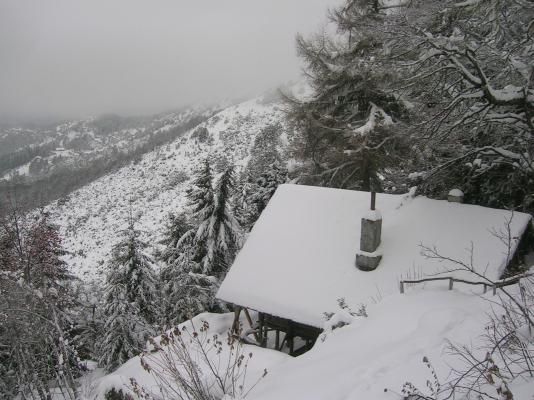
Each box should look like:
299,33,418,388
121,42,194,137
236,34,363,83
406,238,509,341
217,184,532,356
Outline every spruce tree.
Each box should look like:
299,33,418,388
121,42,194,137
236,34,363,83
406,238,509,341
98,214,156,371
245,161,288,228
159,212,193,265
98,271,149,371
199,165,240,277
162,230,215,325
159,161,242,326
27,214,73,300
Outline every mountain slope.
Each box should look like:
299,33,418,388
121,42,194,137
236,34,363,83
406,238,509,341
44,96,289,281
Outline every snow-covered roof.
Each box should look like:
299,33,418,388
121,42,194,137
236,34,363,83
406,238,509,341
217,184,532,328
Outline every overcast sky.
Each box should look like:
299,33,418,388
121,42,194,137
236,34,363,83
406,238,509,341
0,0,339,121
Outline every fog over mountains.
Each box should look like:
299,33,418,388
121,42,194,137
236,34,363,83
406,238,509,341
0,0,339,120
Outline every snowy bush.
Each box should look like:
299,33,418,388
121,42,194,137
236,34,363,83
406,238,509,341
131,320,268,400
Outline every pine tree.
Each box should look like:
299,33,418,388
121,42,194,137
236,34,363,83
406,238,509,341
27,213,73,299
98,272,149,371
158,161,242,326
98,214,156,371
161,230,215,325
246,124,283,180
286,0,413,191
110,215,157,323
187,158,215,225
159,212,193,265
242,161,288,229
199,165,240,277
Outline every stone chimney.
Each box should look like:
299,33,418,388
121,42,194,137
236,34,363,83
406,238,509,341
356,192,382,271
448,189,464,203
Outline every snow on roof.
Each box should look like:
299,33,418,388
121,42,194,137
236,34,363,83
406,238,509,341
448,188,464,197
217,184,531,328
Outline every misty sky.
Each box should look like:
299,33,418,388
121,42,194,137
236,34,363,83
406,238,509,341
0,0,340,121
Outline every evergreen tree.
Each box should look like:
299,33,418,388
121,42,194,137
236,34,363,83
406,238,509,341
159,161,242,326
27,213,73,300
285,0,413,191
161,230,215,325
159,212,193,265
110,215,157,323
246,124,283,180
187,159,215,226
199,166,241,277
241,161,288,229
292,0,533,210
98,271,149,372
98,214,156,371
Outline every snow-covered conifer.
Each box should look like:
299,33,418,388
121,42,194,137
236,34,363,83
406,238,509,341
159,162,242,326
242,161,288,229
198,165,241,277
98,270,150,371
285,0,412,191
98,213,156,370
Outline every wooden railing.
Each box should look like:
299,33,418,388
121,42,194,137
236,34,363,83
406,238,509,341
399,275,523,295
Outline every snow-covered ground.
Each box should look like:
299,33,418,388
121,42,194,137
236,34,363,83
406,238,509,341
85,285,534,400
83,312,289,400
44,96,287,281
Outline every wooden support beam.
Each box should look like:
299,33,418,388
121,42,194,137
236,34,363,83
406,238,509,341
279,333,287,351
259,313,266,347
275,330,280,350
243,308,260,343
232,307,242,334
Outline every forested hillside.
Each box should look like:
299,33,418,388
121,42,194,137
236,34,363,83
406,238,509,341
0,105,220,212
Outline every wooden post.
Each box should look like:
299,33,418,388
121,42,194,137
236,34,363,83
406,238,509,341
275,330,280,350
288,336,294,355
371,191,376,211
288,323,294,355
400,281,404,294
243,308,260,343
232,307,242,334
259,313,266,347
448,278,454,290
483,284,487,294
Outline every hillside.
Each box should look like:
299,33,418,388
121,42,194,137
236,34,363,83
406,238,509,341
0,105,220,211
43,95,289,281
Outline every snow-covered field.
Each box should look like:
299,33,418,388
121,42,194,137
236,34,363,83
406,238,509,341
84,285,534,400
44,97,287,281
